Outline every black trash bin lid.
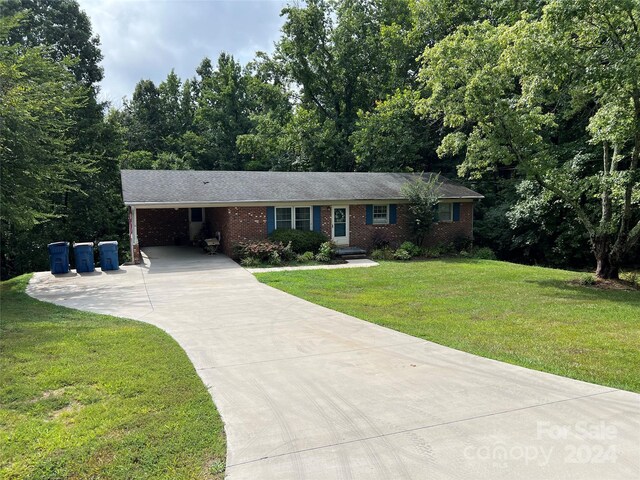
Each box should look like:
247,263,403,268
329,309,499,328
73,242,94,247
98,241,118,246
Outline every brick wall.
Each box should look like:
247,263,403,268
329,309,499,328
333,202,473,250
319,206,332,239
424,202,473,247
137,208,189,246
207,206,268,255
348,204,412,249
205,207,231,253
137,202,474,254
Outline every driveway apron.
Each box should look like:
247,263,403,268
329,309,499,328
28,247,640,479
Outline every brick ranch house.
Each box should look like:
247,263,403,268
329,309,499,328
120,170,483,261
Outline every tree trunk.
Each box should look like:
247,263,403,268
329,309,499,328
595,253,619,279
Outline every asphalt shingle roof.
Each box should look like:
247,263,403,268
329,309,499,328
121,170,483,205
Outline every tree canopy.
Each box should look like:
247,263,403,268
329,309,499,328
2,0,638,279
417,0,640,277
0,13,89,230
1,1,123,279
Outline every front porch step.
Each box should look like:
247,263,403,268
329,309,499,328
336,246,367,259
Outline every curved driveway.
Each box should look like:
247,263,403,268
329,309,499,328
28,247,640,479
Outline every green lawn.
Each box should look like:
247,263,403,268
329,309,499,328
0,275,226,479
257,259,640,392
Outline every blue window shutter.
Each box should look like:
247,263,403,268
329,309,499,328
433,204,439,222
313,206,321,232
366,205,373,225
389,204,397,224
453,202,461,221
266,207,275,234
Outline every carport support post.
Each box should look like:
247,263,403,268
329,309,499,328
130,206,140,264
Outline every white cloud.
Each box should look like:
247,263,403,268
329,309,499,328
77,0,288,107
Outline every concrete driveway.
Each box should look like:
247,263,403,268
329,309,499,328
28,247,640,479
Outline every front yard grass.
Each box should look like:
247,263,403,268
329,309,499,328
257,259,640,392
0,275,226,479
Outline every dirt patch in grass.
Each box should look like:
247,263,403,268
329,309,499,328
48,399,83,421
205,458,226,480
568,278,638,291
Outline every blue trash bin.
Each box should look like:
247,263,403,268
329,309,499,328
47,242,70,274
73,242,95,273
98,241,119,271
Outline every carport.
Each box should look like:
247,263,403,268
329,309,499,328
128,205,232,263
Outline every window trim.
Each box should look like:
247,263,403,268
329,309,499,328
372,204,389,225
437,202,453,222
274,206,313,231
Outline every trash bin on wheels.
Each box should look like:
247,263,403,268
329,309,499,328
47,242,70,274
98,241,119,271
73,242,95,273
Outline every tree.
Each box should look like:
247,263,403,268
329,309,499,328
409,0,544,48
417,0,640,278
269,0,418,171
401,173,441,246
351,88,437,172
179,78,195,133
236,53,293,170
0,13,91,277
123,79,162,154
193,53,252,170
505,181,593,267
158,69,183,146
1,0,103,86
546,0,640,278
1,1,128,279
1,0,105,151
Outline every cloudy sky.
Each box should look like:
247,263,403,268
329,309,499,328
77,0,289,107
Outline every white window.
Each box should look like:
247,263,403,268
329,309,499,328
275,206,312,231
275,207,292,230
372,205,389,224
295,207,311,231
438,203,453,222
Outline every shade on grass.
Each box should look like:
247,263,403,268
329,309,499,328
258,259,640,392
0,275,226,479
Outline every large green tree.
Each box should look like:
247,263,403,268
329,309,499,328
193,53,253,170
1,1,126,279
351,88,438,172
418,0,640,278
1,0,105,148
0,13,90,277
118,69,199,170
122,79,162,154
236,52,293,170
1,0,102,85
263,0,418,171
